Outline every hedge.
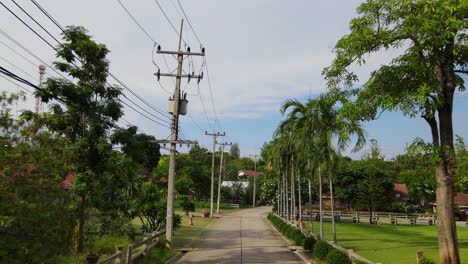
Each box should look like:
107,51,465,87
326,250,351,264
313,240,330,260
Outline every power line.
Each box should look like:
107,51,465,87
0,0,58,51
0,28,68,79
120,100,170,129
27,0,172,121
176,0,202,46
151,0,186,45
115,0,159,45
0,74,33,93
0,55,38,81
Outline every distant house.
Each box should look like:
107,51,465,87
304,193,347,211
393,183,410,201
221,181,249,189
454,192,468,209
237,170,260,181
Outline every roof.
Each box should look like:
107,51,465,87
455,192,468,207
238,170,260,177
393,183,410,200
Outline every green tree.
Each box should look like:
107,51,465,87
454,136,468,193
37,26,123,252
324,1,467,261
111,126,161,174
230,143,240,159
0,92,75,263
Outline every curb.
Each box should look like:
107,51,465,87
264,217,313,264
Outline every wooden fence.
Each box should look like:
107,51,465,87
298,211,436,226
273,213,378,264
96,230,166,264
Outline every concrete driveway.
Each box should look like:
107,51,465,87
175,206,304,264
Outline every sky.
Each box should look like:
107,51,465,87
0,0,467,159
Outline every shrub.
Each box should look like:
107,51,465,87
303,237,315,252
326,250,351,264
179,195,195,215
313,240,330,260
291,230,306,245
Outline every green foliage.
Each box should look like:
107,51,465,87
179,195,195,215
111,126,160,173
313,240,330,260
0,92,75,263
326,250,351,264
303,237,316,252
132,183,172,233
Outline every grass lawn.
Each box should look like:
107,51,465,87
305,221,468,264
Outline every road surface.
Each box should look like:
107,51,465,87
176,206,304,264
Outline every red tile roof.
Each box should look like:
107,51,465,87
393,183,410,200
238,170,260,177
455,192,468,207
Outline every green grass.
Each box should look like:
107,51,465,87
305,221,468,264
174,214,214,248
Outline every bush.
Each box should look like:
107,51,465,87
313,240,330,260
326,250,351,264
291,230,306,245
179,195,195,215
303,237,315,252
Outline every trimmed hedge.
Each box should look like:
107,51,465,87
420,257,436,264
267,213,306,245
326,250,351,264
313,240,330,260
303,237,315,252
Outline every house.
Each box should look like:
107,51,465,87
304,193,347,211
221,181,249,189
237,170,260,181
393,183,410,201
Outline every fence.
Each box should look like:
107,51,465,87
299,210,436,226
273,213,378,264
96,230,165,264
126,230,166,263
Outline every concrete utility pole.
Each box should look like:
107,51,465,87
155,19,205,249
216,142,232,214
249,154,259,207
206,131,225,217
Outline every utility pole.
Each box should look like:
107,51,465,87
206,131,225,217
155,19,205,249
216,142,232,214
249,154,259,207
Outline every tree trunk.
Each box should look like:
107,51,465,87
319,165,324,239
433,59,459,264
75,194,86,253
437,105,460,264
298,169,302,223
308,178,313,234
285,171,289,221
291,159,295,223
329,167,336,244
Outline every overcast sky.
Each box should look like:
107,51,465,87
1,0,467,159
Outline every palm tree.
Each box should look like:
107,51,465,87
308,94,365,243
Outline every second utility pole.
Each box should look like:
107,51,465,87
250,154,259,207
217,142,232,214
206,131,225,217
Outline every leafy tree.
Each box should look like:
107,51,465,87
454,136,468,193
131,183,180,233
355,160,393,223
0,92,75,263
36,26,123,252
111,126,161,174
230,143,240,159
324,1,467,261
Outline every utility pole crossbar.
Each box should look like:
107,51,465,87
151,140,198,145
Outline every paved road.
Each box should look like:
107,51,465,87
176,206,304,264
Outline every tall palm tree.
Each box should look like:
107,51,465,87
308,94,366,243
